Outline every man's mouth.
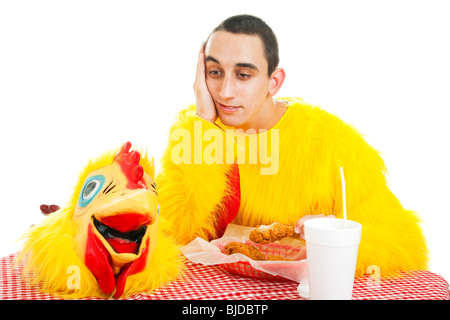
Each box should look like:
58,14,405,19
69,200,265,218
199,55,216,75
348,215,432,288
93,217,146,254
218,102,241,113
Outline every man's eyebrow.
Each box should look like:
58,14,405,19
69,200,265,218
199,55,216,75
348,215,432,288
205,56,220,64
205,56,259,72
235,63,259,71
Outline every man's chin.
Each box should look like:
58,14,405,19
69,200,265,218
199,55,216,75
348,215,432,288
217,113,244,129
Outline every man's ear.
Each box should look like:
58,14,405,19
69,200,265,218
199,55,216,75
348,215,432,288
268,68,286,96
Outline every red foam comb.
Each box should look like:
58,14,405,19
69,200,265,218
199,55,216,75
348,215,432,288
114,142,146,190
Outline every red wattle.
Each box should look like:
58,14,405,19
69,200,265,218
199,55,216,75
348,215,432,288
85,224,115,295
113,238,149,298
84,224,150,298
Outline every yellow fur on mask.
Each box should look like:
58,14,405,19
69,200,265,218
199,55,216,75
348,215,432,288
159,98,428,278
15,145,182,298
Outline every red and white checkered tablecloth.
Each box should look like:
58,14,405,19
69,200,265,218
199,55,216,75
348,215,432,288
0,253,448,300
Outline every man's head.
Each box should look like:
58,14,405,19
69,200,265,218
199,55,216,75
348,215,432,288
204,15,286,130
206,14,279,76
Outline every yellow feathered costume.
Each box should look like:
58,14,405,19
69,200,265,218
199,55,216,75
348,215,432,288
16,142,181,298
157,97,428,277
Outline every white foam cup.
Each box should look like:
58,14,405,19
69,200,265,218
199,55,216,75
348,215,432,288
302,218,362,300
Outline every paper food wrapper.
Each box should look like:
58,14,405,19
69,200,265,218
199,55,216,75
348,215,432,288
180,224,308,284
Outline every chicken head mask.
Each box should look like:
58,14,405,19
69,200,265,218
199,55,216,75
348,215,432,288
17,142,181,298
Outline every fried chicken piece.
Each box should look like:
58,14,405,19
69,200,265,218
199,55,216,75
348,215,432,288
223,242,291,261
249,222,301,244
266,255,289,261
223,242,266,260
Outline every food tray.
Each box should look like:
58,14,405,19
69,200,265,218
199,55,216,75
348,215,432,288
215,240,304,281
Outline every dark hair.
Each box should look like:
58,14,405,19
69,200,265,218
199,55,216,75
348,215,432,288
207,14,279,76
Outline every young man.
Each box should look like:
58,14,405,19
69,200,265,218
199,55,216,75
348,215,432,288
156,14,428,277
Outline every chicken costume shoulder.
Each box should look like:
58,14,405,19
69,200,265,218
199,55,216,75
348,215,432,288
16,142,182,298
157,97,428,277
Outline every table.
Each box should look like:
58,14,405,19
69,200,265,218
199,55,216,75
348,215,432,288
0,253,448,300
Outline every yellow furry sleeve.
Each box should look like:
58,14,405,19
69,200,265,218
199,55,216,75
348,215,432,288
156,106,235,244
306,106,429,277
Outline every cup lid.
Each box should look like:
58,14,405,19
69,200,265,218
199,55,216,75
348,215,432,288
304,218,362,247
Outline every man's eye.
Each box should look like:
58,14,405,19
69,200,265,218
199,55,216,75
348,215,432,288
208,70,221,78
237,73,251,80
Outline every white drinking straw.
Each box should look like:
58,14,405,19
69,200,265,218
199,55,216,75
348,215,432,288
339,167,347,228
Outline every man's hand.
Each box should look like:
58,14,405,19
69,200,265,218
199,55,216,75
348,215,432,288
194,42,218,123
294,214,336,239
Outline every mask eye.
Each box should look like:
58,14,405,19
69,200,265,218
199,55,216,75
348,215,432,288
78,175,105,208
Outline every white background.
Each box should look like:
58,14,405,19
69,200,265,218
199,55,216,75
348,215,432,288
1,1,449,283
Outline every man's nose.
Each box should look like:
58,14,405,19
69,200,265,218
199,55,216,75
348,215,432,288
219,74,237,100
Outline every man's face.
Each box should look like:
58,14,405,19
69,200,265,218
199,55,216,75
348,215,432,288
204,31,273,130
